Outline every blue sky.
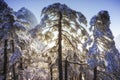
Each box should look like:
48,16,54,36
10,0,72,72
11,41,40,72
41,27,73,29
5,0,120,37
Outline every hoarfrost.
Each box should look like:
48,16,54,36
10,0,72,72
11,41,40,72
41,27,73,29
10,47,22,64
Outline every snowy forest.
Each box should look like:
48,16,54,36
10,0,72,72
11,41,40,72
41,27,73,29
0,0,120,80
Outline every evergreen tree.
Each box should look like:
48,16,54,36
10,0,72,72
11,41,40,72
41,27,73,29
88,10,120,80
34,3,89,80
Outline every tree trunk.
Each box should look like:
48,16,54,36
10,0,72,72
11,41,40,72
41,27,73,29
19,58,23,70
11,40,16,80
65,58,68,80
58,11,63,80
93,67,97,80
79,72,82,80
3,39,8,80
18,57,24,80
50,66,53,80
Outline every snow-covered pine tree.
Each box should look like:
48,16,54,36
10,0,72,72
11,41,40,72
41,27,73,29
88,10,120,80
14,7,38,30
34,3,89,80
0,0,32,79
